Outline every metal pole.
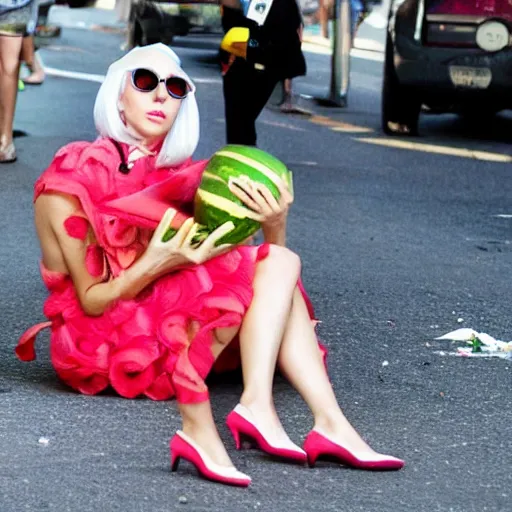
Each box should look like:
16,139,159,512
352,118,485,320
329,0,352,106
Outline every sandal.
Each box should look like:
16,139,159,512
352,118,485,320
0,142,17,163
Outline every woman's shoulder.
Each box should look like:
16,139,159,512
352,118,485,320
51,138,119,172
35,138,120,201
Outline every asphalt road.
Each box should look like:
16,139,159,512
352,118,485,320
1,18,511,512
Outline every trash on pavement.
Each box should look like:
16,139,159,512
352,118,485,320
434,328,512,359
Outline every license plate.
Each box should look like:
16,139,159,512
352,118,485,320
449,66,492,89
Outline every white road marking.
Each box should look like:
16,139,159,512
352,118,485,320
493,214,512,219
44,66,105,83
192,77,222,84
357,137,512,163
261,120,307,132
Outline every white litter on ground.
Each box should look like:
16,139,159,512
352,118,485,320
435,328,512,359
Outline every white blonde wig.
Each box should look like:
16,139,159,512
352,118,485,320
93,43,199,167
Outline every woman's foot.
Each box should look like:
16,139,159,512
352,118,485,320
305,416,404,470
0,139,16,163
22,61,45,85
227,402,306,462
170,431,251,487
181,424,234,468
23,71,45,86
313,416,375,454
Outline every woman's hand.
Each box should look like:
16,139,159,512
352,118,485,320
144,208,235,277
228,176,293,245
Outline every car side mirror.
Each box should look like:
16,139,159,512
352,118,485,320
220,27,250,58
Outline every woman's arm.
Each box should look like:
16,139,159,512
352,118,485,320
39,193,158,316
262,224,287,246
40,194,234,317
228,177,293,247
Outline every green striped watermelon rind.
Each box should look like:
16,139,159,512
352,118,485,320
222,145,290,183
194,195,260,246
194,145,292,246
205,145,292,199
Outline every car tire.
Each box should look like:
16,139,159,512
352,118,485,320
382,35,421,136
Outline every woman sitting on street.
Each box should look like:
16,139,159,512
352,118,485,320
16,44,404,486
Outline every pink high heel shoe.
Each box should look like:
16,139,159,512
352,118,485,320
226,404,307,463
303,430,405,471
170,431,251,487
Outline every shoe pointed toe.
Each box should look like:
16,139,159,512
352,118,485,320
170,431,252,487
303,430,405,471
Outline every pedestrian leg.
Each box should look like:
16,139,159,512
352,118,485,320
0,35,23,162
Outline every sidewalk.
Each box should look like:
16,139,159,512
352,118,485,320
302,20,385,53
302,0,389,54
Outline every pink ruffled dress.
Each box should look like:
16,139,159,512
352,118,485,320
16,138,322,403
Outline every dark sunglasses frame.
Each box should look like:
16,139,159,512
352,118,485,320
131,68,190,99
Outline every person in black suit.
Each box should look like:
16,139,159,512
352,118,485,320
220,0,306,146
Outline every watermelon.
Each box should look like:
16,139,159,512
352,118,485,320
194,145,292,246
162,145,292,246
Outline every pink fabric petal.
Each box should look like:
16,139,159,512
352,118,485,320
103,216,138,247
201,296,246,315
85,244,105,277
15,321,52,361
64,215,89,240
50,325,110,395
145,372,175,401
109,337,160,398
115,247,138,269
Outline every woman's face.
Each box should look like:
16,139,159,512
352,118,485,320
119,53,187,146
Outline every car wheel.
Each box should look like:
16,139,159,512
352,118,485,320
382,35,421,136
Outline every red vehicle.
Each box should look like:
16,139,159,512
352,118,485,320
382,0,512,135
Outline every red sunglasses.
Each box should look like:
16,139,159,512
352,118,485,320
131,68,190,99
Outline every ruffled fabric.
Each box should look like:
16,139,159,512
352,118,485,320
16,138,323,402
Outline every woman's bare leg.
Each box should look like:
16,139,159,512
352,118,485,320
0,35,23,147
237,245,301,438
20,36,45,84
319,0,330,39
176,245,302,465
277,287,379,453
176,324,240,467
178,400,235,467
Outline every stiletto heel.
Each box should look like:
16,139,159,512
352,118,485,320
226,404,307,463
170,454,180,472
303,430,405,471
169,431,251,487
228,423,241,450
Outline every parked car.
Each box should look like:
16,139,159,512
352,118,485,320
382,0,512,135
130,0,222,46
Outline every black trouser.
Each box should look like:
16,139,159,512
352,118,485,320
222,58,279,146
